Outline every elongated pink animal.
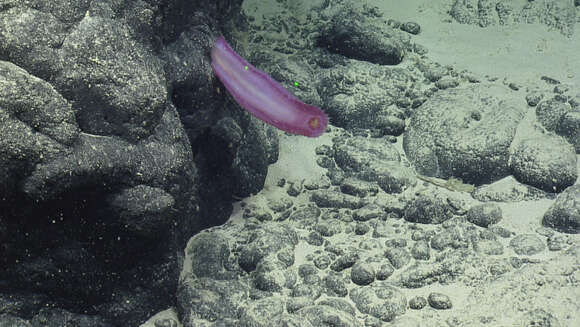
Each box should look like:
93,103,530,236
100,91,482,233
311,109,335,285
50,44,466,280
211,36,328,137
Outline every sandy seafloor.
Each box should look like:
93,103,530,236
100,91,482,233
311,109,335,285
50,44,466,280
144,0,580,326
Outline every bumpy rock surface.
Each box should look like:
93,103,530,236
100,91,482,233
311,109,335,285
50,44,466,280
0,0,276,326
403,84,527,184
173,130,579,327
450,0,577,36
543,184,580,233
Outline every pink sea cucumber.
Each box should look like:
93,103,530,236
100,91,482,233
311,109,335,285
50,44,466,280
211,36,328,137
